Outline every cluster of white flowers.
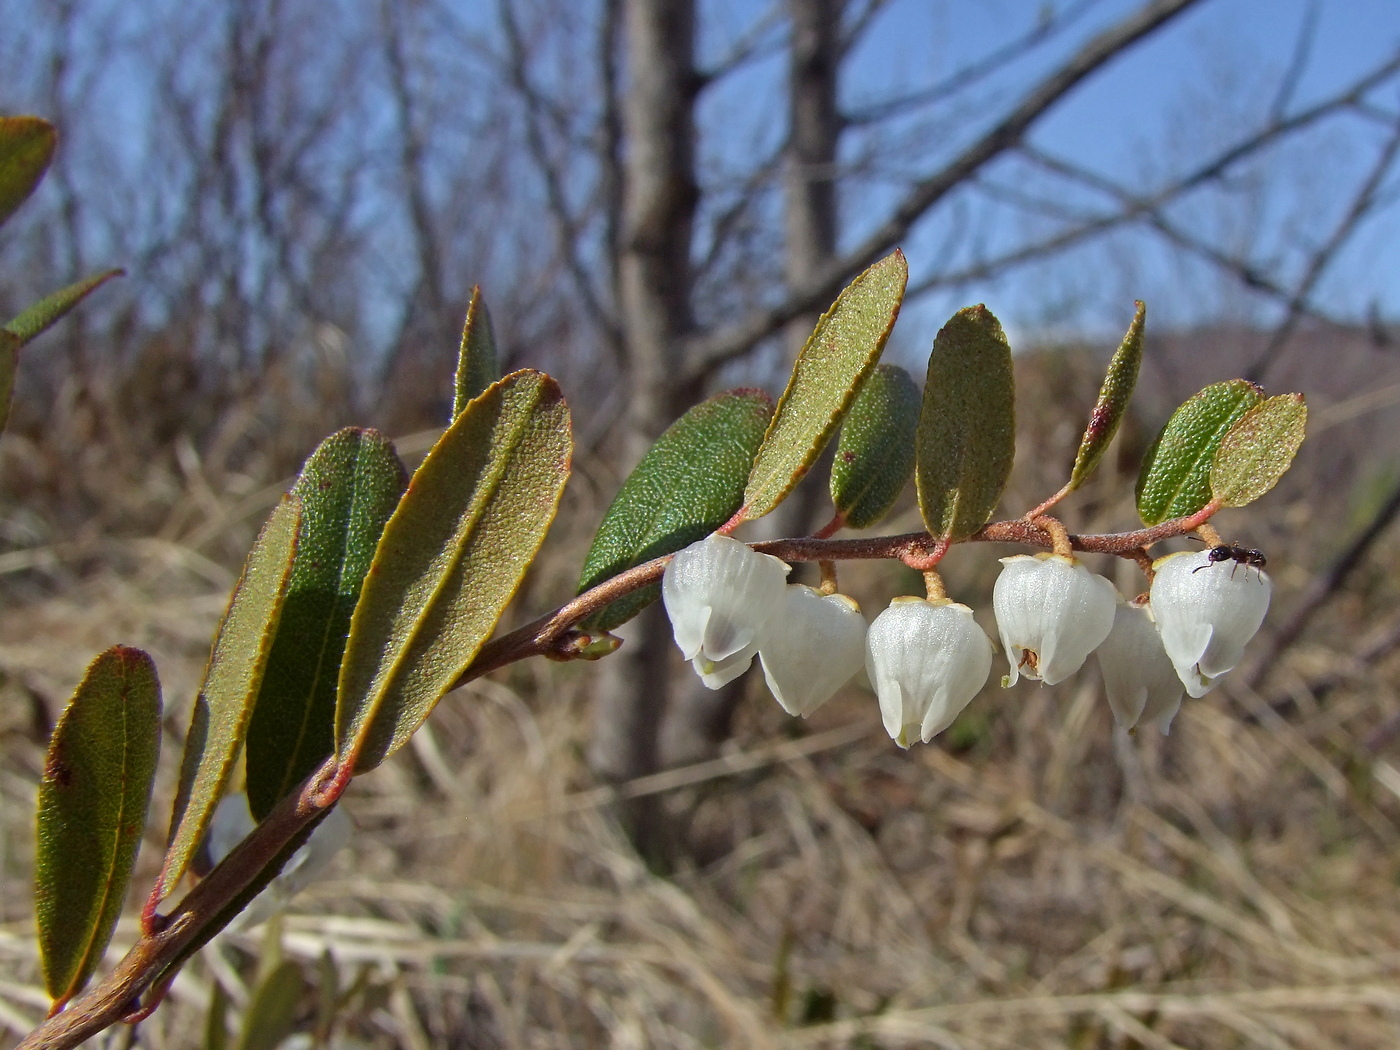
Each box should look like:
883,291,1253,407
660,536,1271,746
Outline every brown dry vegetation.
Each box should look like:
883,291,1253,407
5,327,1400,1048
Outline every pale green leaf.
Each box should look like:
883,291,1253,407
1210,393,1307,508
740,250,907,522
453,286,501,419
151,496,301,907
336,370,571,774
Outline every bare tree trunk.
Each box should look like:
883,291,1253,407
784,0,842,361
587,0,698,862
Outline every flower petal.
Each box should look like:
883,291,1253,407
759,586,867,717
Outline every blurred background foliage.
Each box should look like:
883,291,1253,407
6,0,1400,1046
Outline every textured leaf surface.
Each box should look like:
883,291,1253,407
1135,380,1263,525
830,364,920,529
915,305,1017,542
453,286,501,419
235,960,305,1050
153,496,300,905
337,370,571,773
579,389,773,630
246,429,406,821
4,269,123,349
0,116,55,227
740,250,907,522
36,647,161,1005
1211,393,1307,508
1069,301,1144,489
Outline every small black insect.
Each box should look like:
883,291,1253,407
1193,543,1267,579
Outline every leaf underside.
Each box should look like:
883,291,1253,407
154,496,301,906
36,646,161,1005
336,369,572,774
741,249,908,522
915,305,1017,542
1069,300,1145,490
1210,393,1308,508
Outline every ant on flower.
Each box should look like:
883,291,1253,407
1191,540,1267,579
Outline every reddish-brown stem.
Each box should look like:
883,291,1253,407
813,512,845,539
1024,481,1074,521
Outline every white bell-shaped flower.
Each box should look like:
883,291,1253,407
865,596,994,748
992,553,1117,686
1095,597,1184,734
1149,549,1271,697
662,534,789,688
759,585,867,717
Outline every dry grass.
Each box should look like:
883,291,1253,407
4,344,1400,1048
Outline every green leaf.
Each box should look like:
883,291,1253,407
205,979,231,1050
1210,393,1308,508
830,364,920,529
0,329,21,435
0,116,55,228
152,496,301,907
1068,300,1145,490
4,269,123,349
246,429,407,821
235,960,305,1050
453,286,501,420
336,369,571,774
915,305,1017,542
1135,380,1264,525
739,249,907,522
35,646,161,1006
578,389,773,630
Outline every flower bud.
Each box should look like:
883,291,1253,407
865,596,994,748
1095,597,1184,734
992,553,1117,686
1149,549,1271,697
759,585,867,717
662,534,789,688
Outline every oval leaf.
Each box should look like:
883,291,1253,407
336,369,571,774
1135,379,1264,525
245,429,407,821
739,249,907,522
453,286,501,419
151,495,301,909
578,388,773,630
0,116,55,228
1210,393,1307,508
915,305,1017,542
1068,300,1144,490
830,363,921,529
4,269,123,350
36,646,161,1006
